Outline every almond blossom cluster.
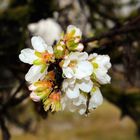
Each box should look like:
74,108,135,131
19,25,111,115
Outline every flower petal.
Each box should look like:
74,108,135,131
63,67,74,78
77,52,88,60
62,78,75,91
66,86,80,99
78,79,93,92
67,25,82,37
76,43,84,51
63,59,70,67
95,70,111,84
75,61,93,79
47,45,53,54
28,84,37,90
89,87,103,109
79,108,86,115
31,36,47,52
19,48,37,64
25,65,46,83
73,94,87,106
30,92,40,102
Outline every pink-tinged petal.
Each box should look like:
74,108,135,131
19,48,37,64
28,84,36,91
25,65,46,83
30,92,40,102
76,43,84,51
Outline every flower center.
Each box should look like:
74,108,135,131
92,62,99,69
68,60,77,68
42,52,54,62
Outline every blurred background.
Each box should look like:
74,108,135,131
0,0,140,140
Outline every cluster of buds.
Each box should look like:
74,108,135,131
19,25,111,115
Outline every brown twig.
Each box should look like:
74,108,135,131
81,24,140,44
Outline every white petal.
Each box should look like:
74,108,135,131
31,36,47,52
95,71,111,84
89,87,103,109
73,94,87,106
30,92,40,102
25,65,46,83
67,25,82,37
66,86,80,99
63,59,70,67
47,45,53,54
62,80,69,92
76,43,84,51
30,18,62,46
63,67,74,78
78,79,93,92
79,108,86,115
62,78,75,91
75,61,93,79
19,48,37,64
88,53,97,60
68,52,88,61
95,55,111,70
28,23,37,32
69,52,79,60
77,52,88,60
61,96,67,110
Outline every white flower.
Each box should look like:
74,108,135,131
67,25,82,38
89,86,103,109
62,52,93,79
28,18,62,46
89,53,111,84
62,77,93,99
19,36,54,83
61,93,87,115
65,25,84,51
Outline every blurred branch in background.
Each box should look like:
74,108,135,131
0,0,140,140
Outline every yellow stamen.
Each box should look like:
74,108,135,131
42,52,54,62
68,60,77,68
35,81,53,89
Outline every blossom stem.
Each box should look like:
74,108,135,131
85,93,91,115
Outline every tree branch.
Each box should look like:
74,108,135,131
81,24,140,44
